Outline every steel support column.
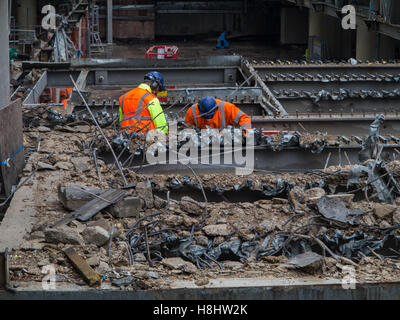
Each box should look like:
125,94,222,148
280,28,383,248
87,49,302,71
0,0,9,109
107,0,112,44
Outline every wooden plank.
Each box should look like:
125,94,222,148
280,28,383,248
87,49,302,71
52,188,126,227
64,247,101,286
0,99,24,197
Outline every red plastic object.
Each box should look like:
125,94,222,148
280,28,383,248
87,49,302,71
262,130,280,135
146,45,179,60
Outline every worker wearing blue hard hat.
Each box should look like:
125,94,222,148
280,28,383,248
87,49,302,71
185,96,251,131
119,71,168,133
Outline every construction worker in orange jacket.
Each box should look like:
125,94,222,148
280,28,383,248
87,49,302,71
119,71,168,134
61,88,73,109
185,96,251,131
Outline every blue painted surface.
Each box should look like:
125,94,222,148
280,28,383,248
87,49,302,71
217,31,230,49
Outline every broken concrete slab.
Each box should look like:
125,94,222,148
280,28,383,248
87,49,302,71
37,126,51,132
54,161,74,170
203,224,231,237
256,220,275,234
179,196,203,215
361,213,377,226
68,220,86,233
288,186,308,212
154,195,167,209
109,196,143,218
74,125,91,133
289,186,305,204
36,162,56,171
97,261,111,274
133,253,147,262
162,257,193,270
20,240,45,251
136,180,154,209
380,220,392,229
58,185,103,211
164,215,184,227
393,209,400,225
304,187,326,203
28,231,45,240
37,259,50,267
86,256,100,267
148,271,159,279
82,226,110,247
111,276,136,287
373,203,397,219
195,235,209,247
87,219,111,232
64,247,101,286
286,251,323,269
70,156,91,172
272,198,288,204
325,194,355,205
181,262,198,274
222,261,243,270
0,185,37,251
44,226,84,245
182,216,198,228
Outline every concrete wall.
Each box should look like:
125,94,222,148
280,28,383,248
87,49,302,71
99,0,155,40
280,7,308,45
0,0,10,109
355,21,400,60
356,21,379,60
309,10,355,59
100,19,155,40
16,0,37,29
155,9,280,38
379,34,400,60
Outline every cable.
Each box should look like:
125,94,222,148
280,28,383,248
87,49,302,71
69,75,128,186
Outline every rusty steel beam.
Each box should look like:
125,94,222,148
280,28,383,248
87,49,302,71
0,248,9,291
250,114,400,136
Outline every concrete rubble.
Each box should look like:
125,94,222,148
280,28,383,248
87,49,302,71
1,116,400,292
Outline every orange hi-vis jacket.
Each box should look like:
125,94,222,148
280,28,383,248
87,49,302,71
119,84,167,133
61,88,73,109
185,99,251,130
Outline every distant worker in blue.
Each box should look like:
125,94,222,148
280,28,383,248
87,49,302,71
216,31,230,49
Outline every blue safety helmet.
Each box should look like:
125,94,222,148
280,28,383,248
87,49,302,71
199,96,217,119
144,71,165,91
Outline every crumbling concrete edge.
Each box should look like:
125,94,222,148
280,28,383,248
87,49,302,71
0,184,37,251
1,280,400,300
